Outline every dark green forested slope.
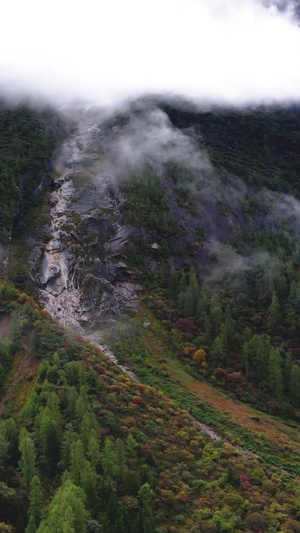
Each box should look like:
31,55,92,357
0,106,54,245
164,105,300,195
118,108,300,420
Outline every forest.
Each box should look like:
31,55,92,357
0,284,299,532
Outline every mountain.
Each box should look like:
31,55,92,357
0,101,300,532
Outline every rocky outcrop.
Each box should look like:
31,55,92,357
29,112,141,333
28,104,300,332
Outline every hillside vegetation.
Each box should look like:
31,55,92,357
0,106,54,246
0,284,299,533
117,106,300,422
1,104,300,532
164,106,300,195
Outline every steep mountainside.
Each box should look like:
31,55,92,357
1,102,300,532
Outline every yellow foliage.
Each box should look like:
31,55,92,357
193,349,206,365
0,523,14,533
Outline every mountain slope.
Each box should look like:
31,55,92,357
0,285,299,533
1,102,300,532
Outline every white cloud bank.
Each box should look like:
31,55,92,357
1,0,300,107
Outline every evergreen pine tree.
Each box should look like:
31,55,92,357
29,475,43,524
37,480,86,533
284,353,293,391
26,516,37,533
19,430,36,493
267,291,280,328
268,348,283,399
70,440,85,486
290,365,300,407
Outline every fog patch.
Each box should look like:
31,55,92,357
204,241,271,283
102,107,212,180
262,191,300,227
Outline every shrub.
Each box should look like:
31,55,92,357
223,492,244,509
193,349,206,365
245,513,267,531
175,514,186,525
280,401,296,420
132,396,143,406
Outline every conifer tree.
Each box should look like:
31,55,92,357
211,336,225,363
267,291,280,328
138,483,156,533
290,365,300,407
70,440,85,486
26,516,37,533
29,475,43,524
19,430,36,493
0,427,8,468
37,480,86,533
88,436,100,469
81,463,97,511
268,348,283,399
116,438,126,481
284,353,293,391
210,306,222,336
80,412,97,449
102,439,117,480
3,418,19,464
39,408,60,467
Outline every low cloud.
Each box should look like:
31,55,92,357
1,0,300,108
102,106,212,177
204,242,271,283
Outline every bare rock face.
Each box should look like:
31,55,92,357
29,111,141,333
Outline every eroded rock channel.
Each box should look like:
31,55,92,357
31,112,141,332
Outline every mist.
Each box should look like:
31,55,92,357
1,0,300,108
102,106,212,177
204,243,271,283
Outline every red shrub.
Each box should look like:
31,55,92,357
100,375,108,382
179,493,189,503
97,366,106,374
214,368,228,379
293,348,300,354
177,418,186,428
240,475,252,490
167,435,177,442
161,477,172,487
156,301,165,309
111,385,122,394
132,396,143,405
227,372,243,385
175,318,196,332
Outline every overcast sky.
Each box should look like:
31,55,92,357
1,0,300,108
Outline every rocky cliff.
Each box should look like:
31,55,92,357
19,103,300,337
